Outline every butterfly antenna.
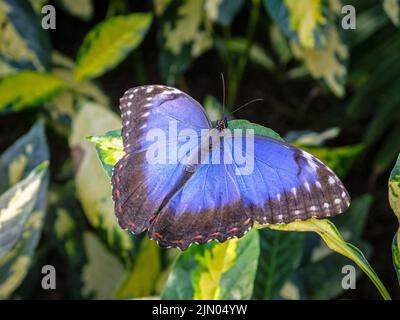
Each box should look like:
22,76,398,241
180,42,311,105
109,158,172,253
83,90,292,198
220,73,226,116
231,98,264,115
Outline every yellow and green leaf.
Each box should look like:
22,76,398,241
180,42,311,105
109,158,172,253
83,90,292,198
263,219,391,300
0,122,49,192
75,13,153,82
389,153,400,284
87,130,124,177
159,0,212,83
291,25,348,97
383,0,400,28
116,238,162,299
58,0,93,21
81,231,125,299
205,0,244,26
263,0,330,49
0,162,49,298
0,71,67,114
161,230,259,299
70,100,134,261
0,0,51,73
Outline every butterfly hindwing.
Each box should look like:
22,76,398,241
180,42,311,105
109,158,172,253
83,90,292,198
112,85,211,234
148,143,252,250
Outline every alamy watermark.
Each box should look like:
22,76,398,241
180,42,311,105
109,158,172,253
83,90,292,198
341,264,356,290
41,265,56,290
143,120,255,175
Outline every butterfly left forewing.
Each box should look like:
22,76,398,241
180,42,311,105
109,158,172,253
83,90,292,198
112,85,211,234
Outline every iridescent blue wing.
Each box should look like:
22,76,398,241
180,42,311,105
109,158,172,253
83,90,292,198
236,135,350,224
112,85,211,234
149,133,350,250
148,141,251,249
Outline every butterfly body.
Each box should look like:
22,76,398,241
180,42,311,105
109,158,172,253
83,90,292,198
112,85,350,250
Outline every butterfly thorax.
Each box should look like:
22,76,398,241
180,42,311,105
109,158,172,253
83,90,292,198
216,117,228,131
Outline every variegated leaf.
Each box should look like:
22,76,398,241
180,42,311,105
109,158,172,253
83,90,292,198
384,0,400,27
389,153,400,284
291,25,348,97
58,0,93,21
159,0,212,83
70,100,134,260
263,0,331,49
0,0,51,73
161,230,259,299
205,0,244,26
75,13,153,82
0,162,48,298
0,71,67,113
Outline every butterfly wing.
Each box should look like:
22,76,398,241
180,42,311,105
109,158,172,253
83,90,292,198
149,133,350,250
112,85,211,234
235,135,350,224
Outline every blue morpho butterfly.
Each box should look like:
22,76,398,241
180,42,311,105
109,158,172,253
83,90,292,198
112,85,350,250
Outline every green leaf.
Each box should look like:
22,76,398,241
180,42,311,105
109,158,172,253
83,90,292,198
389,153,400,285
0,71,67,114
159,0,212,83
291,25,348,97
0,162,48,298
75,13,153,82
263,0,330,49
81,231,125,299
58,0,93,21
46,183,87,298
0,0,51,72
392,234,400,285
116,238,162,299
297,240,369,299
205,0,244,26
253,230,304,299
0,121,49,259
228,119,284,141
334,194,373,241
161,230,259,299
383,0,400,27
290,195,372,300
70,100,134,261
0,122,49,192
87,129,124,178
0,121,49,299
264,218,391,300
389,153,400,220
